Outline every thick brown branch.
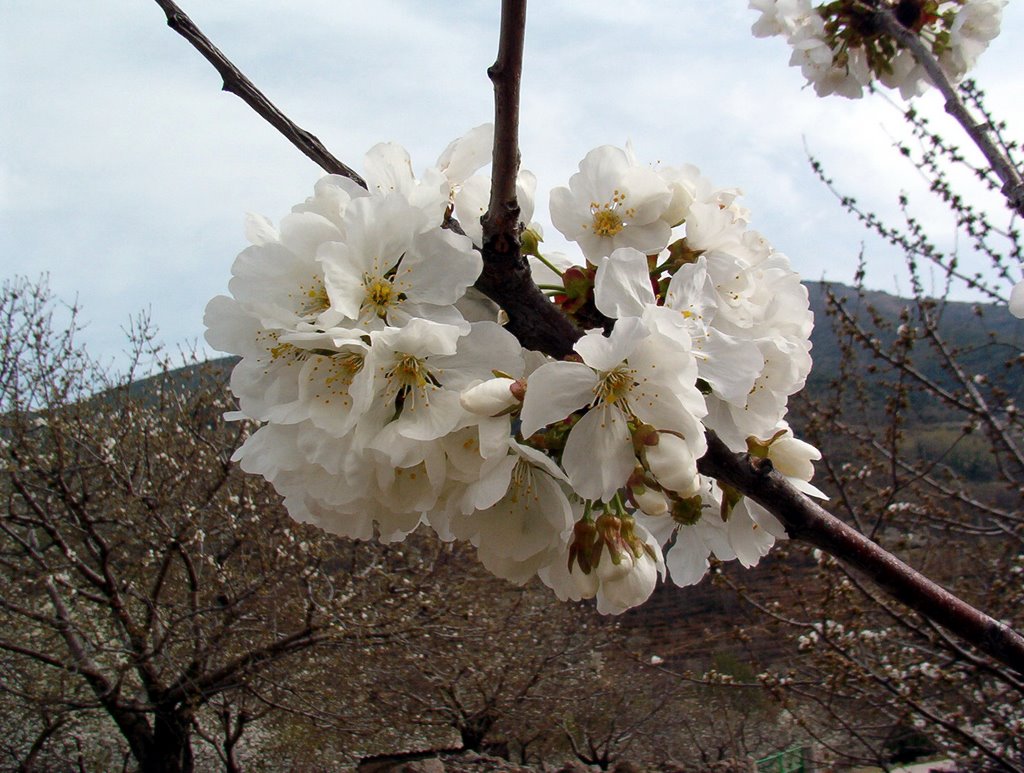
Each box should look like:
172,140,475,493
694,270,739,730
475,0,583,357
482,0,527,247
476,267,583,358
162,626,324,705
697,431,1024,677
152,0,366,187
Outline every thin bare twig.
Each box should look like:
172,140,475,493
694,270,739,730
152,0,366,188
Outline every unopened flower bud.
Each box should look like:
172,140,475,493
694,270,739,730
768,435,820,481
520,225,544,258
459,378,518,416
646,433,700,497
632,485,670,516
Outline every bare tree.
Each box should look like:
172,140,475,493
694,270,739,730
0,276,438,772
355,545,605,760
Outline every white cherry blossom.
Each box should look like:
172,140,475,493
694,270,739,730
550,145,673,261
521,317,706,502
319,193,481,332
207,129,823,616
751,0,1006,100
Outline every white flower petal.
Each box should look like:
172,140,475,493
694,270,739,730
594,247,656,319
519,361,596,437
563,405,635,501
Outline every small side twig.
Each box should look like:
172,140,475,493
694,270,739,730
152,0,366,188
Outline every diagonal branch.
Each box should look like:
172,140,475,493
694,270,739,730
152,0,366,187
697,430,1024,678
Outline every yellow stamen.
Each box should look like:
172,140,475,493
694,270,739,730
390,354,430,390
294,278,330,317
595,366,635,405
364,276,394,317
591,208,624,237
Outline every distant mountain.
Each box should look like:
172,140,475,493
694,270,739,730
803,280,1024,398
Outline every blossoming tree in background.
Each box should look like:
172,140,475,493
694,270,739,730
158,0,1024,675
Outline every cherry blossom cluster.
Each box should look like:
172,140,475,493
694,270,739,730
750,0,1006,99
205,127,823,614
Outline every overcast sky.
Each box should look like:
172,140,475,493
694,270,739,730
3,1,1022,369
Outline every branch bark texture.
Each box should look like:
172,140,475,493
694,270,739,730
698,431,1024,677
476,0,584,358
153,0,366,187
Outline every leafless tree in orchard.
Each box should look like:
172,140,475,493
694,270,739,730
579,657,763,767
362,549,604,759
0,276,459,772
359,551,799,769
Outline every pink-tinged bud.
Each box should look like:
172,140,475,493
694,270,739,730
645,433,700,497
459,378,518,416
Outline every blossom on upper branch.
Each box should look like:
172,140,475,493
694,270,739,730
749,0,1007,99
